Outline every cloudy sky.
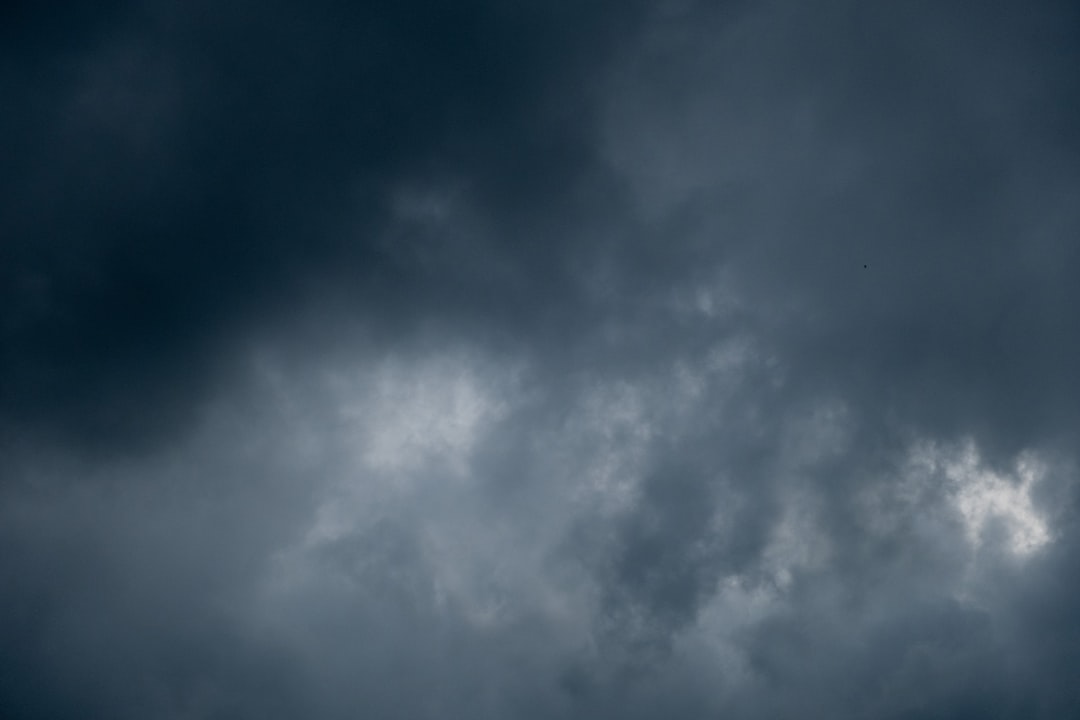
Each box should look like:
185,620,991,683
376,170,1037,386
3,1,1080,718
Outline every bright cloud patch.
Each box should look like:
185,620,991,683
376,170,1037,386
337,352,511,478
947,445,1052,557
911,439,1053,557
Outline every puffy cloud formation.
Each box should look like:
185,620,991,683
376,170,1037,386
3,1,1079,718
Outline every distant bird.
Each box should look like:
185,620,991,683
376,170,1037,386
863,264,868,269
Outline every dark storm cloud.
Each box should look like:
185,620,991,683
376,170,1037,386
0,0,642,453
608,0,1080,456
3,1,1080,719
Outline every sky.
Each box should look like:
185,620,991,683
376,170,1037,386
2,1,1080,718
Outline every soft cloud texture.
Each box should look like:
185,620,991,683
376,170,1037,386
3,1,1079,718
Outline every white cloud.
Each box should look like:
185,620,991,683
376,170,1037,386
907,439,1053,558
337,352,511,479
945,443,1052,557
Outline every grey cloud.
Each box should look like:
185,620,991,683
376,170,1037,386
3,1,1080,719
0,0,644,455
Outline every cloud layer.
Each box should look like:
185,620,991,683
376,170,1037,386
3,1,1080,718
